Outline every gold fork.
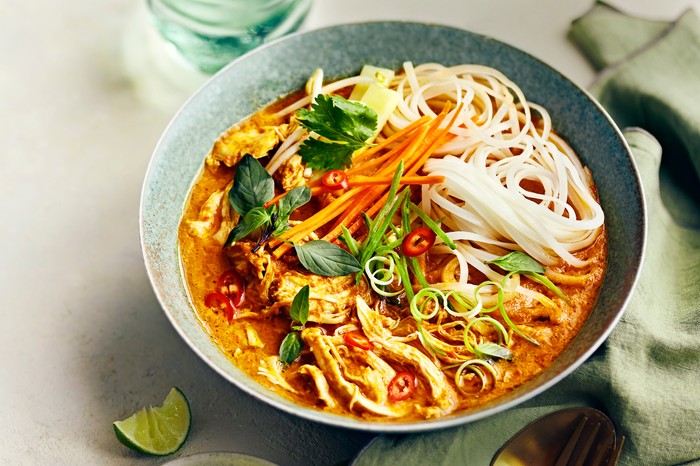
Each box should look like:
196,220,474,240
554,413,625,466
491,407,624,466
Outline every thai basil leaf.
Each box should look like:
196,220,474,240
475,342,513,361
294,240,362,277
229,154,274,216
279,331,303,365
486,251,567,301
273,186,312,236
278,186,311,219
486,251,545,274
289,285,310,325
224,206,271,246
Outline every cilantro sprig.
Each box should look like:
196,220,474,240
296,94,377,170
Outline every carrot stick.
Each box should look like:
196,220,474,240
346,135,416,176
406,102,463,176
321,124,431,242
348,175,445,187
351,115,431,164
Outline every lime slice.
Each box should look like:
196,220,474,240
113,387,191,456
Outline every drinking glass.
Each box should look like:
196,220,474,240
147,0,313,74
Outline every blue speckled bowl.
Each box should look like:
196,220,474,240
140,22,645,433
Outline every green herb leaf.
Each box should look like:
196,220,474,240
294,240,362,277
486,251,567,301
224,206,272,246
297,94,377,145
486,251,545,274
274,186,312,236
289,285,310,325
229,154,274,216
296,94,377,170
297,136,360,171
278,186,312,219
279,332,303,365
474,342,513,361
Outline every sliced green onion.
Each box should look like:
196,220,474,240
339,225,360,257
454,359,498,394
408,202,456,250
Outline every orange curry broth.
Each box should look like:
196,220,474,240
178,95,607,421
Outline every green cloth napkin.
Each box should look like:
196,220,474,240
354,4,700,466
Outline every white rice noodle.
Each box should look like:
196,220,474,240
266,126,306,175
273,75,377,118
268,61,603,270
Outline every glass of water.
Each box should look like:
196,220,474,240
147,0,313,74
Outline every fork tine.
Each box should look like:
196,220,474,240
570,422,600,466
554,415,588,466
607,436,626,466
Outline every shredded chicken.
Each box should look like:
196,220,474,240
207,124,288,167
258,356,299,394
301,327,404,417
299,364,338,408
272,272,365,324
274,154,307,191
356,297,458,417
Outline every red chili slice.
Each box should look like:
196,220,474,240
217,269,246,308
401,227,437,257
204,292,235,322
321,170,349,190
388,371,417,401
344,331,374,350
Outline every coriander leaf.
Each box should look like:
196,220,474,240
224,206,271,246
474,342,513,361
297,94,377,145
229,154,274,216
294,240,362,277
486,251,545,274
297,137,359,171
279,332,303,365
296,94,377,170
278,186,311,219
289,285,310,325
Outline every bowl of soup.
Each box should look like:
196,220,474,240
140,22,645,432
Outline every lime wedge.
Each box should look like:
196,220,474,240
113,387,191,456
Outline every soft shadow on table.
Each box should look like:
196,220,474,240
78,258,374,465
71,7,375,466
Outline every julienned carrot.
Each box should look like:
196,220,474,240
268,187,362,249
341,104,460,238
272,101,457,256
274,121,433,254
321,123,433,242
406,102,463,176
348,175,445,187
351,115,431,164
346,135,416,176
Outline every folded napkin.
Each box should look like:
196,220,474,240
354,4,700,465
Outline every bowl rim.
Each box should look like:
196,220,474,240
139,20,647,433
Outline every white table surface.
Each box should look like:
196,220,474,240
1,0,697,464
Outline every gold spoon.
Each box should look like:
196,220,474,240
490,407,623,466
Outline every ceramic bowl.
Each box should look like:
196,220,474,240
140,22,645,433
